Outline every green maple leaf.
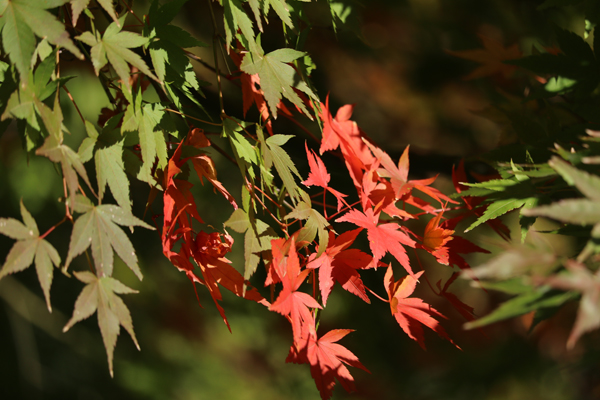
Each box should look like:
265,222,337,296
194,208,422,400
0,0,83,82
222,117,258,179
248,0,293,32
36,133,94,210
76,17,159,91
225,208,276,279
260,132,302,203
145,0,208,114
78,120,132,212
138,103,169,180
285,192,330,257
65,195,154,279
70,0,118,26
0,201,60,312
241,47,317,119
63,271,140,377
222,0,259,54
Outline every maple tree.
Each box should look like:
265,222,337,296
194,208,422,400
1,0,600,398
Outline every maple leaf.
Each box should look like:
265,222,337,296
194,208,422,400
71,0,117,26
36,133,94,211
385,266,458,349
241,47,317,119
63,271,140,377
222,0,259,54
65,195,154,279
318,98,377,189
537,260,599,348
145,0,208,112
285,191,330,258
446,34,522,80
225,208,277,280
78,121,132,212
306,229,373,306
0,0,83,82
270,237,322,339
364,142,454,206
336,207,416,276
287,329,370,400
436,273,477,323
248,0,293,32
76,17,160,91
303,143,348,213
230,48,295,133
450,160,510,240
259,131,303,204
186,128,238,209
192,231,269,330
0,201,60,312
421,213,454,265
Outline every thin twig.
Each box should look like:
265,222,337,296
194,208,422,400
62,85,85,124
164,108,222,126
210,141,237,165
281,111,320,143
120,0,144,25
206,0,225,116
326,200,361,221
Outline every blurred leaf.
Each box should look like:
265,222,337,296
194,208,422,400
549,156,600,200
446,35,521,79
465,286,577,330
522,199,600,225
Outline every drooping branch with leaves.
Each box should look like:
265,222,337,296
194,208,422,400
2,0,600,398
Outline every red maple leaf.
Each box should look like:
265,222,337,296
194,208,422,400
318,97,377,189
336,207,416,276
299,329,370,400
191,231,269,331
270,237,322,339
365,142,455,206
186,128,237,208
306,229,373,306
436,272,477,323
384,266,458,349
420,213,455,265
303,143,348,213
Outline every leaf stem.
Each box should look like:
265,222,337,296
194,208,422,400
39,216,68,240
365,285,389,303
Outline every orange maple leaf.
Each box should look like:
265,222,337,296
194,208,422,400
447,34,522,80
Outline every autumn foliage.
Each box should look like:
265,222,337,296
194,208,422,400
2,0,600,398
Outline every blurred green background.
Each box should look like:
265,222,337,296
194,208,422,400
1,0,600,399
